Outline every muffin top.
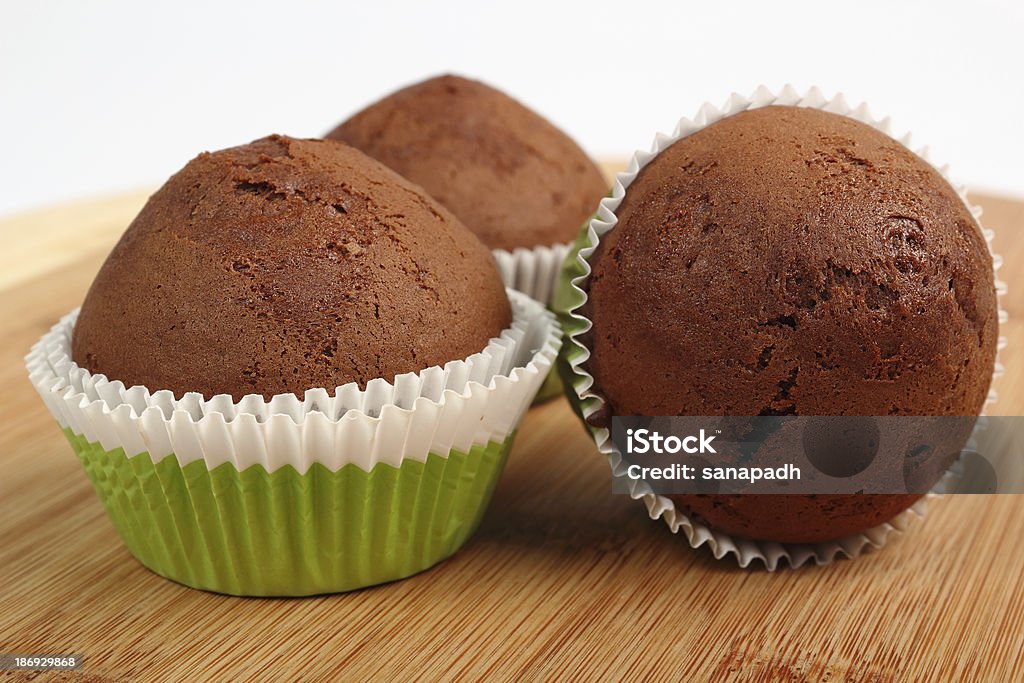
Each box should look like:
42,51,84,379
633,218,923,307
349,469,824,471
72,135,511,400
327,74,607,251
587,106,997,418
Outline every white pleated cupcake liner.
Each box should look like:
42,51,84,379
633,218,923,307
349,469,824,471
493,242,572,306
26,288,561,474
561,85,1006,570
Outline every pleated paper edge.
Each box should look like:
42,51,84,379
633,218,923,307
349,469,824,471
492,242,572,306
26,289,562,473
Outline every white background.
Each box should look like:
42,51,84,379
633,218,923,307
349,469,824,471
1,0,1022,218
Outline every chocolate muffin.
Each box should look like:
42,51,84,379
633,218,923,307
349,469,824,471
326,74,607,251
73,135,511,400
586,106,998,544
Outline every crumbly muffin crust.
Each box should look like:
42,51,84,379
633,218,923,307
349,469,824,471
585,106,998,543
328,74,607,251
73,135,511,400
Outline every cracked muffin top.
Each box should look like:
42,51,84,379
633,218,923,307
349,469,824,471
586,106,998,420
326,74,608,251
72,134,511,400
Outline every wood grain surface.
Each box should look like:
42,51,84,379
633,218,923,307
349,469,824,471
0,188,1022,682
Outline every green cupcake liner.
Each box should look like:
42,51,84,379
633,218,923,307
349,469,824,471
553,219,601,426
66,427,515,596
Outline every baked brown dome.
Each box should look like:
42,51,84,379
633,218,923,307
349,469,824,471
327,74,607,251
585,106,998,544
73,135,511,400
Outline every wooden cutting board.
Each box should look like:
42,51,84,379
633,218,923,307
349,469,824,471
1,186,1022,682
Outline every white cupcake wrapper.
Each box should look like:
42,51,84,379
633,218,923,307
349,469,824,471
493,242,572,305
562,85,1007,570
26,289,561,474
